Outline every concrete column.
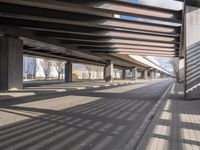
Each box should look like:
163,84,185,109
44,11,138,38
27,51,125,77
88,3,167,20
65,61,72,82
154,71,157,79
104,60,113,82
131,67,137,80
160,73,165,78
0,36,23,90
157,71,161,79
150,71,154,79
185,5,200,99
144,70,148,80
122,69,126,80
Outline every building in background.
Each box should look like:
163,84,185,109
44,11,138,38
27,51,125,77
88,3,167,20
23,56,123,81
73,63,104,80
23,56,37,79
23,55,168,81
23,56,65,80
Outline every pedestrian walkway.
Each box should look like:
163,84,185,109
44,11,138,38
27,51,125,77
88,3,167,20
0,79,147,101
137,83,200,150
0,79,172,150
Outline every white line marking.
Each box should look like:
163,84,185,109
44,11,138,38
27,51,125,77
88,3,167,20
92,86,100,88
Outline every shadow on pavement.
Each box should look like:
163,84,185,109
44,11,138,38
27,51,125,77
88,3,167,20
0,79,172,150
136,82,200,150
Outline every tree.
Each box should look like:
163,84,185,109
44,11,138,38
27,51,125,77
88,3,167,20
86,65,94,79
54,61,65,80
40,58,52,80
35,60,40,79
26,60,34,79
95,67,103,79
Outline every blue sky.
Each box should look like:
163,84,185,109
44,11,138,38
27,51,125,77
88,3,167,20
121,0,182,72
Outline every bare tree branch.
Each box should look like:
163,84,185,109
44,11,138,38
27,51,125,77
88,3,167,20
86,65,94,79
40,58,52,80
54,61,65,80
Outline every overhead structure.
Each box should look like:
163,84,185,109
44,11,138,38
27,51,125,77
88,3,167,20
176,0,200,7
0,0,182,58
3,0,200,100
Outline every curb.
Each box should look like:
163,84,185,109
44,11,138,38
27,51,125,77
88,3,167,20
124,81,174,150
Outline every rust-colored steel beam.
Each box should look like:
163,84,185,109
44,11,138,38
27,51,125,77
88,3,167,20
58,38,179,48
92,51,177,57
90,49,178,54
61,0,182,23
74,43,179,49
0,10,180,35
119,53,177,57
0,0,182,58
0,0,181,23
78,45,178,52
37,31,179,44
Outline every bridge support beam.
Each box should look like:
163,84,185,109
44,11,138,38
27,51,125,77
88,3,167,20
0,36,23,90
185,5,200,99
144,70,148,80
122,69,126,80
104,60,114,82
150,71,154,79
154,71,158,79
131,67,138,81
65,61,72,82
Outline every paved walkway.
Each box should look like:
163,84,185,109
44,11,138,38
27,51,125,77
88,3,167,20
0,79,172,150
137,83,200,150
0,80,142,100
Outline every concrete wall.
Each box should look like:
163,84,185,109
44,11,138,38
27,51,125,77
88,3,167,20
185,6,200,99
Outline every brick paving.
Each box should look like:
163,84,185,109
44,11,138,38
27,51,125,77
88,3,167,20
0,79,172,150
137,83,200,150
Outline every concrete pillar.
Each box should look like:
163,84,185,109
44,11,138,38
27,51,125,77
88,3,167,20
185,5,200,99
65,61,72,82
0,36,23,90
150,71,154,79
157,71,161,79
160,73,164,78
104,60,113,82
144,70,148,80
122,69,126,80
154,71,157,79
131,67,137,80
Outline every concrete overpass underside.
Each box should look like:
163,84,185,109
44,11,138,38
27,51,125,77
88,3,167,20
1,1,200,150
0,0,200,100
0,0,181,90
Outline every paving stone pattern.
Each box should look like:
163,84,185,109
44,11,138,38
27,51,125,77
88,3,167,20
0,79,172,150
137,83,200,150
